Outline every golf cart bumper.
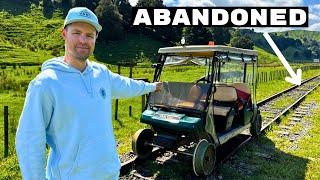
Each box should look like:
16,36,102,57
140,109,203,132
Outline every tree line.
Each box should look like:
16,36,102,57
26,0,241,47
9,0,320,60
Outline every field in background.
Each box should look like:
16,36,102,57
1,64,319,156
0,63,319,179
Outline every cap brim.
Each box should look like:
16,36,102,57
64,19,102,32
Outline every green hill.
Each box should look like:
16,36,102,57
0,5,169,65
0,4,300,66
0,6,63,64
238,29,316,62
276,30,320,42
254,46,280,65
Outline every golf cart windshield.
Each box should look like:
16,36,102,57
159,56,211,82
164,56,208,66
148,82,210,111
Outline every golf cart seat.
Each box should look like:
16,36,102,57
213,85,237,116
213,85,238,131
230,83,251,103
227,83,251,112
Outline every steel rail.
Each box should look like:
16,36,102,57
258,75,320,130
257,75,319,106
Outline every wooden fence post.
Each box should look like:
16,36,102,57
133,78,149,112
115,65,121,120
129,106,132,117
4,106,8,158
129,66,133,78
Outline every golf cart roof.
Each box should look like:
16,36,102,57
158,45,258,59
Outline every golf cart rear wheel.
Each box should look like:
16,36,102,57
132,128,154,159
192,139,216,176
250,113,262,137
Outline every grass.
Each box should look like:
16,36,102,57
256,68,320,102
0,64,319,155
272,96,298,109
0,64,318,178
218,86,320,180
255,46,280,65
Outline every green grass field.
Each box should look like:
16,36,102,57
219,86,320,180
1,66,319,179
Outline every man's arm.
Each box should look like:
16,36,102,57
15,80,53,180
108,71,162,99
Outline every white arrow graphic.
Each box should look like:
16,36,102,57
263,32,302,85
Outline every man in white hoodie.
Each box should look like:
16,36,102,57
15,7,162,180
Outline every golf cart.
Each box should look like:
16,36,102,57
132,45,262,176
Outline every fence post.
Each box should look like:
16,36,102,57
129,106,132,117
4,106,8,158
115,65,121,120
129,66,133,78
128,67,133,117
133,78,149,112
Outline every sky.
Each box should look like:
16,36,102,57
128,0,320,32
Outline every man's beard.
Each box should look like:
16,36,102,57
75,53,90,61
74,48,92,61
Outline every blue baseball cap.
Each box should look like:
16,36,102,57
64,7,102,32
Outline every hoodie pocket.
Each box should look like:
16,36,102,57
69,136,120,178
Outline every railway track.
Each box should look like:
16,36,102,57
258,75,320,130
119,75,320,179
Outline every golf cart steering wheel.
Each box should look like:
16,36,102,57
196,76,206,83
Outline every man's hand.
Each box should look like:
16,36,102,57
155,82,163,92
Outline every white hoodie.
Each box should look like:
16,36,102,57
15,57,156,180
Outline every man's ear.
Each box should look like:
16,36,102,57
61,28,67,40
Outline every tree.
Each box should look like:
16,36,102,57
43,0,55,17
182,27,212,45
209,27,231,45
72,0,99,10
230,35,254,50
60,0,72,9
136,0,164,7
117,0,132,29
95,0,124,41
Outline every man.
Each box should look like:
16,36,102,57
15,7,162,180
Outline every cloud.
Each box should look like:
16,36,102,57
128,0,138,6
213,0,303,6
163,0,179,6
175,0,215,6
308,22,320,31
129,0,304,8
311,4,320,10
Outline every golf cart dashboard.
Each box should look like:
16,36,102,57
148,82,210,112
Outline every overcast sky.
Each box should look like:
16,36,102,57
129,0,320,32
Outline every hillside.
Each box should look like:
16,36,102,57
0,5,169,65
276,30,320,42
254,46,279,65
238,29,317,62
0,6,63,64
0,4,296,66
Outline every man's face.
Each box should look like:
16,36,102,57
62,22,97,62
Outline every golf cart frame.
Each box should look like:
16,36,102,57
132,45,262,176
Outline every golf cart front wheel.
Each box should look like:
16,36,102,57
132,128,154,159
192,139,216,176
